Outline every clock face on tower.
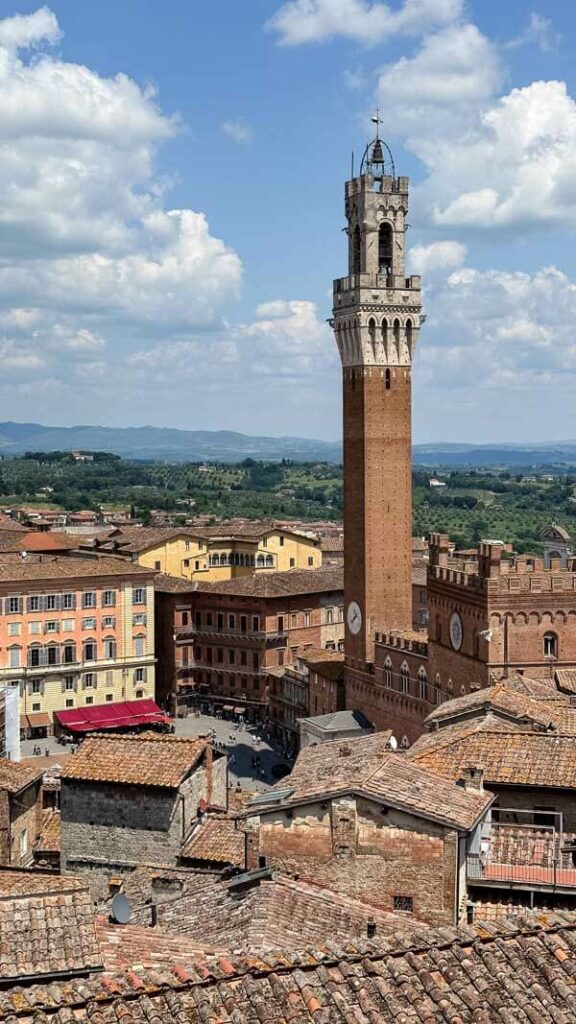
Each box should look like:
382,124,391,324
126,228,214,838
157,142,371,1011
347,601,362,635
449,611,463,651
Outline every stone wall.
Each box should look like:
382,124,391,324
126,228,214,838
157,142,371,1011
247,796,459,926
61,752,226,872
10,781,42,867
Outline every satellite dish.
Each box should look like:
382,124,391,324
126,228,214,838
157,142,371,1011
111,892,132,925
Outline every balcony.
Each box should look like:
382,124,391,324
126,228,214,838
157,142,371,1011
467,817,576,892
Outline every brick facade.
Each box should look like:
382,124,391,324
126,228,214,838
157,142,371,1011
155,572,344,716
0,779,43,867
245,796,461,926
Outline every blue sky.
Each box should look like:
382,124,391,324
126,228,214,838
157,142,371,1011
0,0,575,444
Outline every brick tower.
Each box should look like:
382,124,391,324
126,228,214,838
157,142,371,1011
332,128,423,664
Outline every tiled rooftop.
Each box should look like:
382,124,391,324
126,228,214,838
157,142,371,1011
425,674,576,733
60,733,208,789
180,816,244,866
254,731,492,831
410,723,576,789
556,668,576,694
122,870,408,953
0,556,155,582
96,917,224,971
35,807,61,854
156,564,343,598
0,871,102,982
0,758,42,793
3,911,576,1022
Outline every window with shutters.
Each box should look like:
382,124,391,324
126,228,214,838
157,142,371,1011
46,646,59,666
132,613,146,626
132,588,145,605
28,595,41,612
61,593,75,610
63,644,76,664
103,616,115,628
7,596,22,614
28,647,41,668
64,676,75,691
133,636,145,657
8,622,21,636
84,673,95,688
8,647,21,669
103,590,116,607
82,617,97,630
45,621,59,633
29,621,41,634
82,592,96,608
106,670,113,686
135,667,146,684
45,594,58,611
83,641,97,661
104,638,117,659
62,619,75,632
31,680,41,694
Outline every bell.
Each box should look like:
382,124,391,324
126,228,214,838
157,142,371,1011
371,139,384,165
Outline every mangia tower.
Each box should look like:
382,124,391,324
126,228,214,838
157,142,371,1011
331,126,423,666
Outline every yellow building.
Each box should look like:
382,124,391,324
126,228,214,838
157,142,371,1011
94,523,322,582
0,558,156,737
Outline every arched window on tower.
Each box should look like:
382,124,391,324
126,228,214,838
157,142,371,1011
418,667,427,701
393,318,400,356
384,657,393,688
544,632,558,658
352,225,361,274
406,318,413,357
385,369,391,391
378,222,392,277
381,317,388,354
400,662,410,694
368,318,377,359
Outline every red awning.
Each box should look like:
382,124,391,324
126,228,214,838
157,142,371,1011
21,712,51,729
54,699,170,733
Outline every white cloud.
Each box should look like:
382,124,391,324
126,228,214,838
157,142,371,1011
267,0,462,45
418,263,576,393
222,118,253,144
506,12,561,54
409,240,466,275
0,6,59,52
377,23,576,233
0,7,243,419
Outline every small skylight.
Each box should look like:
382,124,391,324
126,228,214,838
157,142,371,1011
248,787,294,806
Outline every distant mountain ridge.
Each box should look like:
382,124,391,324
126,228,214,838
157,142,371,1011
1,421,576,467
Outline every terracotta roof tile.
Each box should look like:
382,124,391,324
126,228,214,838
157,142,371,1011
0,556,155,583
60,733,208,788
555,669,576,694
158,565,343,598
410,724,576,789
35,808,61,854
249,731,492,831
0,758,42,793
425,675,576,733
3,911,576,1021
0,871,102,981
181,817,244,866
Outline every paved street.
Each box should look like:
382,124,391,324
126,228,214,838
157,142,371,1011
20,712,292,795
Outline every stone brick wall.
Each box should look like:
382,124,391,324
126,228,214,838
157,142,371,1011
248,796,459,926
10,781,42,867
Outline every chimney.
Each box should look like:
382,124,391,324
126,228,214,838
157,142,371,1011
150,903,158,927
366,917,377,939
457,766,484,792
339,745,352,757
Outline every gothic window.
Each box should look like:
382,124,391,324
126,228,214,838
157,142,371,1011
265,554,274,567
393,318,400,352
352,225,361,274
256,554,265,568
384,657,393,688
406,318,413,355
400,662,410,693
385,368,391,391
543,632,558,658
368,318,377,357
418,667,427,701
378,222,392,276
381,317,388,351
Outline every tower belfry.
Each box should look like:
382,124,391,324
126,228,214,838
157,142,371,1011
332,125,423,664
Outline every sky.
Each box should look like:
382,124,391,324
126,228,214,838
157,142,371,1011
0,0,575,444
